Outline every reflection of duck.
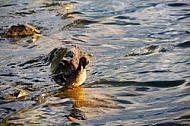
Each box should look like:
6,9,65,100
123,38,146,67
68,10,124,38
45,45,91,87
57,86,86,122
56,85,120,123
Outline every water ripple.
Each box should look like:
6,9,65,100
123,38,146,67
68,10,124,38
0,0,190,125
88,79,186,88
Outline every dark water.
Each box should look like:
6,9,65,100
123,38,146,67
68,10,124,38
0,0,190,125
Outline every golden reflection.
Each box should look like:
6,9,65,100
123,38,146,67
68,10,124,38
0,85,119,124
57,85,119,108
55,85,87,122
55,85,119,122
62,3,73,12
56,86,86,108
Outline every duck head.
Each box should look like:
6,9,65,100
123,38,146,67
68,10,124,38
78,56,89,69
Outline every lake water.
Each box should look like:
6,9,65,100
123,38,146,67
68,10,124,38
0,0,190,125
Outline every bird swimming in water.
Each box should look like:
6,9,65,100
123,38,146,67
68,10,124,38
44,45,91,87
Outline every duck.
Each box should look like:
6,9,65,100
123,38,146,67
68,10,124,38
53,55,89,87
45,45,91,87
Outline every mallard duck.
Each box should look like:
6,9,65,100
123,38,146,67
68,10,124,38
45,45,91,87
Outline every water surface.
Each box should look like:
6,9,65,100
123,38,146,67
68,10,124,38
0,0,190,125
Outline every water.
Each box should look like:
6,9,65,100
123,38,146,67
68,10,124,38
0,0,190,125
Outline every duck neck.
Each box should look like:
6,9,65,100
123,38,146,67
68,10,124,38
77,63,83,71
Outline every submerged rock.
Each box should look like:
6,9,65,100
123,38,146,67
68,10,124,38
5,24,40,37
5,23,41,42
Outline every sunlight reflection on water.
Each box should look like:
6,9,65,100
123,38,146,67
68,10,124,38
0,0,190,125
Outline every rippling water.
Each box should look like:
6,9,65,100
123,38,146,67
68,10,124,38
0,0,190,125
